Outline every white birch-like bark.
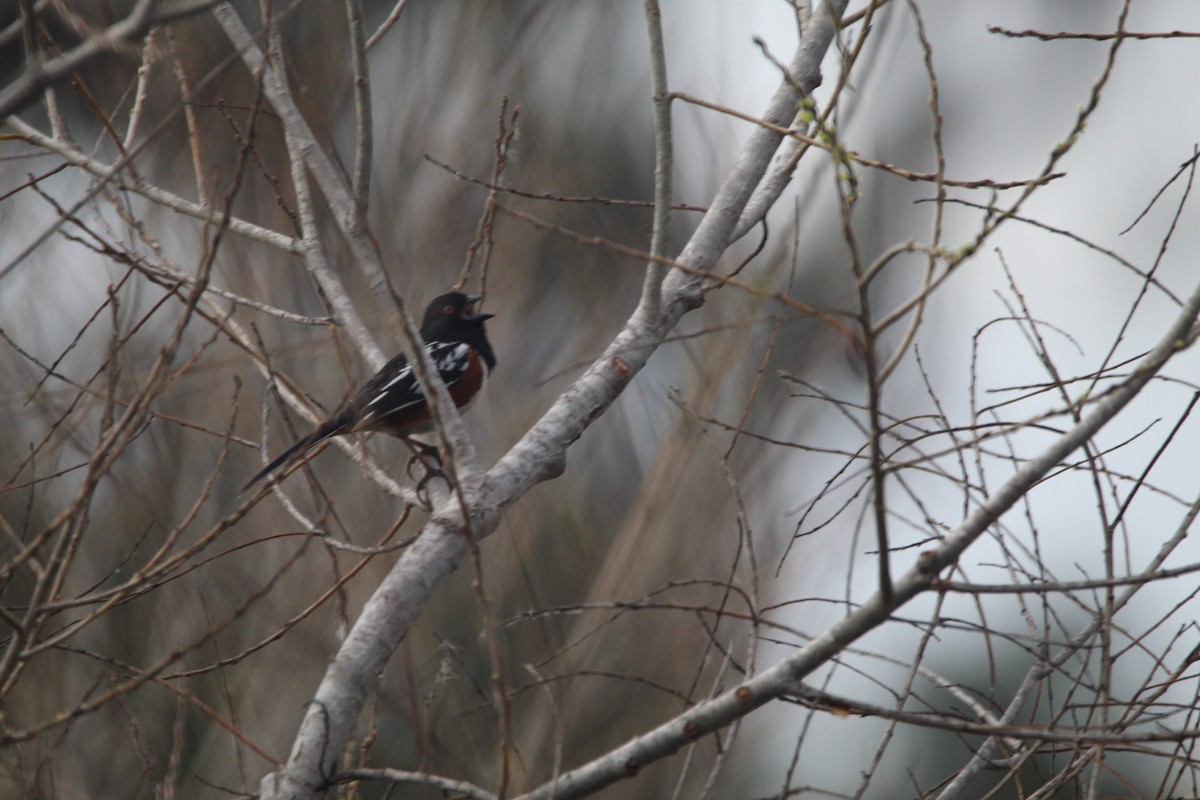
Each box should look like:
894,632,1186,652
259,2,850,797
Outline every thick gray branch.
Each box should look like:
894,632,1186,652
259,2,849,797
511,269,1200,800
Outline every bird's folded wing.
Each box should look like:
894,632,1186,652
357,341,472,427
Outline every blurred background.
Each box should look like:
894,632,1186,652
3,1,1200,797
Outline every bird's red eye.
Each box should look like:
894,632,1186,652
443,304,455,315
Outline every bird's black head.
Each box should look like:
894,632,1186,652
419,292,497,369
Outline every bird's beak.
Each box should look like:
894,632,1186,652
466,294,494,320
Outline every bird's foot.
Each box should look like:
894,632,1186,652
405,440,448,505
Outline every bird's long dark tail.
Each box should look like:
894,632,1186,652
242,412,351,492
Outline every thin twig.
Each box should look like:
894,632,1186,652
641,0,673,314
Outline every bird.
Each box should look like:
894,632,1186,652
244,291,496,491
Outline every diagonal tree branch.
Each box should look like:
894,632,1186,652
512,268,1200,800
0,0,222,120
215,3,485,476
258,2,851,797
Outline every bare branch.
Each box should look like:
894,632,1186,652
258,2,852,796
0,0,222,120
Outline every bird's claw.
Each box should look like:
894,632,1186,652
406,442,448,505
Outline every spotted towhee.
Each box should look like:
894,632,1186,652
244,292,496,490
